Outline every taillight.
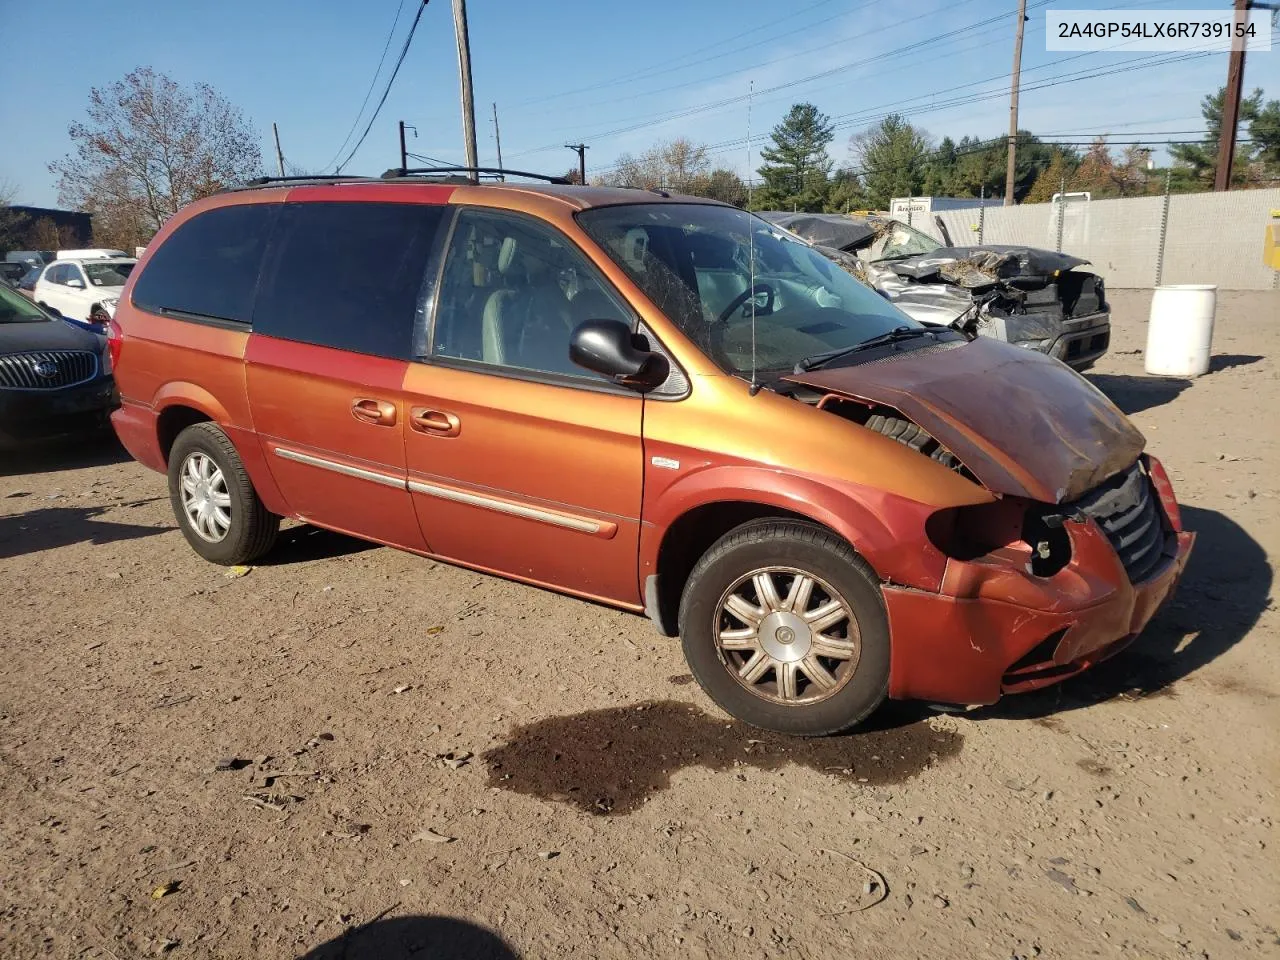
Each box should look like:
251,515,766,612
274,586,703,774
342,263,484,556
106,318,122,374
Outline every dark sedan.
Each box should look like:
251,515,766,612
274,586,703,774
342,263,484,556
0,285,118,447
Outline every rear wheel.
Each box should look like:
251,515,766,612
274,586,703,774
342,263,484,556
678,519,890,736
167,422,278,565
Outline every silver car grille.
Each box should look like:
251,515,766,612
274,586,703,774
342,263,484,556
0,350,99,389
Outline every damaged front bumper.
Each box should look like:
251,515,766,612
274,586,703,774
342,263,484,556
1004,309,1111,371
882,456,1193,706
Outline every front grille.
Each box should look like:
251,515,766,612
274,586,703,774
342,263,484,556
0,351,98,389
1072,462,1169,583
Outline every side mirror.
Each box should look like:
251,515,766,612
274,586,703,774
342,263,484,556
66,278,85,289
569,319,669,391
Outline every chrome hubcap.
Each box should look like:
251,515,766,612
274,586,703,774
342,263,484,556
179,452,231,543
715,567,860,705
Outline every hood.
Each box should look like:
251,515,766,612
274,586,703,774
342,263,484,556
0,316,103,354
885,245,1089,286
784,335,1144,504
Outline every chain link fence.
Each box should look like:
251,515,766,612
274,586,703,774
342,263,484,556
922,188,1280,290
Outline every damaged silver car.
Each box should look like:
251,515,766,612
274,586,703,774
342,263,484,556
758,212,1111,371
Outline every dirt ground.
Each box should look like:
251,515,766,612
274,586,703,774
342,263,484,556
1,289,1277,959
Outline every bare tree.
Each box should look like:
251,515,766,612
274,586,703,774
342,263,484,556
50,67,262,249
599,139,746,203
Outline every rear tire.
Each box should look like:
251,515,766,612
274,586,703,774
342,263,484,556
678,519,890,736
167,422,278,565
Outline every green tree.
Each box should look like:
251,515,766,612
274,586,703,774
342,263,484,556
823,168,867,213
1170,86,1264,188
1024,150,1070,203
754,103,834,211
1251,97,1280,172
852,114,931,210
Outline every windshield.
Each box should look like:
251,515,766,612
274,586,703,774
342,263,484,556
576,204,918,377
866,220,942,262
83,261,135,287
0,284,54,324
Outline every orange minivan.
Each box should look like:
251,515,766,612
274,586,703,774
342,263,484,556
109,171,1193,735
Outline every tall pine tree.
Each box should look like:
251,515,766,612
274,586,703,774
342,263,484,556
754,103,834,211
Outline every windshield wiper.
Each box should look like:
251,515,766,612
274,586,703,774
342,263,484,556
793,326,936,372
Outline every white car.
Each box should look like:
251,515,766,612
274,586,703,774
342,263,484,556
34,257,136,324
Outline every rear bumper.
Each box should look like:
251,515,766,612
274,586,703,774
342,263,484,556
111,398,166,473
0,376,118,444
884,458,1193,705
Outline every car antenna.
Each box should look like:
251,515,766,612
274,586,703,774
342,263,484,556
745,80,762,397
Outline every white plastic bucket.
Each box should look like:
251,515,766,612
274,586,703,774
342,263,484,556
1145,284,1217,377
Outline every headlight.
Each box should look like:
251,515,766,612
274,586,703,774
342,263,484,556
1016,339,1049,350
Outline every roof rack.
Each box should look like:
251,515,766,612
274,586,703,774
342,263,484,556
226,174,377,192
381,166,571,185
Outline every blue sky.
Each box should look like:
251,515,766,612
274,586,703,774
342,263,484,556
1,0,1276,207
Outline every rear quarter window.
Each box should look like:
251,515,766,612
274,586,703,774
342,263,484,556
252,202,445,359
131,203,278,323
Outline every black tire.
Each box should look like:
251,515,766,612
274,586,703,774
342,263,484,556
167,422,279,565
678,519,890,736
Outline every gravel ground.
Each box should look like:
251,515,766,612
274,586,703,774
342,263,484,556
1,289,1276,959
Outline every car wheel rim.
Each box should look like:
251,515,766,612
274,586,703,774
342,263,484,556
714,566,861,705
179,452,232,543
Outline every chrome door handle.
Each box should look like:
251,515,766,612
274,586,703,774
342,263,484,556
351,398,397,426
410,407,461,437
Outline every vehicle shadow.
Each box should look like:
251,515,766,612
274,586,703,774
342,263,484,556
298,915,518,960
1088,373,1190,416
978,505,1271,720
0,433,128,478
0,501,170,560
259,523,380,566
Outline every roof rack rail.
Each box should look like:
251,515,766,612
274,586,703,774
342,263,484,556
382,166,571,185
226,174,376,192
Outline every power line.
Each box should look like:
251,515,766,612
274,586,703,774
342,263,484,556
507,0,1033,159
585,50,1216,180
335,0,431,173
322,0,410,172
507,0,853,110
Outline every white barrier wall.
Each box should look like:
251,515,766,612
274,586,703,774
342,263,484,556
929,188,1280,290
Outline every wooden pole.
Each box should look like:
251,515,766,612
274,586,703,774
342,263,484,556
1004,0,1028,206
452,0,478,180
1214,0,1250,192
398,120,408,172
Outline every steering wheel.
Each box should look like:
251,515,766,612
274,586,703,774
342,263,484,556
716,282,775,324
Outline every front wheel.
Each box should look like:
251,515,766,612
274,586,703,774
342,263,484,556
678,519,890,736
167,422,279,565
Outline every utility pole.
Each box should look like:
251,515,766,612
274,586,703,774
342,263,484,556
452,0,478,179
1214,0,1251,191
1004,0,1028,206
565,143,588,185
399,120,408,172
492,102,504,179
272,123,285,177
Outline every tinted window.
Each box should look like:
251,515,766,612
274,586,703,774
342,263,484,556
254,202,444,359
45,264,67,284
431,209,630,379
132,203,277,323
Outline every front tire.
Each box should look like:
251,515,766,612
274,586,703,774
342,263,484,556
678,519,890,736
167,422,279,565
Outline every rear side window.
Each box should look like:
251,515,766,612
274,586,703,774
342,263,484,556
132,204,276,323
253,202,444,359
